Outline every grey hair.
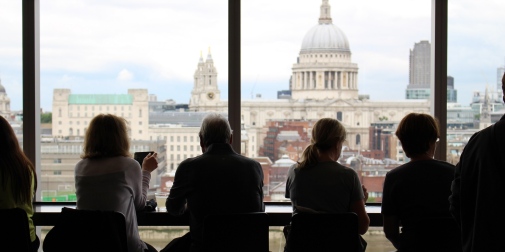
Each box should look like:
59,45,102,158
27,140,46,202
199,113,232,147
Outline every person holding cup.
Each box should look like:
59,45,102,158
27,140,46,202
75,114,158,252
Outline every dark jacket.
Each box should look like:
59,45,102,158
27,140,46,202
450,115,505,252
166,143,265,252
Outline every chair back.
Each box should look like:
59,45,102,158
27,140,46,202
285,212,360,252
400,216,462,252
203,212,269,252
0,207,31,252
43,207,128,252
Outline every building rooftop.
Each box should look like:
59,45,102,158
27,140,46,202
149,111,227,127
68,94,133,105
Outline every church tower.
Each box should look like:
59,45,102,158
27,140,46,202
189,49,221,111
479,86,492,130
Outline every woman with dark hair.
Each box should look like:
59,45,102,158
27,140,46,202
0,116,39,251
285,118,370,249
382,113,461,251
75,114,159,252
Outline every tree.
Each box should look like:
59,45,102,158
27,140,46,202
41,112,52,123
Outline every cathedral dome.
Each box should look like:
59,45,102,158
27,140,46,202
300,0,350,53
301,24,350,53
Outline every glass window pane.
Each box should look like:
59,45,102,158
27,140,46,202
39,1,227,207
0,1,22,139
243,0,430,205
244,1,431,249
447,1,505,164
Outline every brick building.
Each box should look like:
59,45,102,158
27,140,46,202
260,120,313,162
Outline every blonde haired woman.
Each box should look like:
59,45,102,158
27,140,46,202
285,118,369,243
75,114,158,252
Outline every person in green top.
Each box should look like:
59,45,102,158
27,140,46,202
0,116,39,251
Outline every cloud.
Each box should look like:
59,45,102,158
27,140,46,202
61,74,75,82
1,0,505,110
117,69,133,81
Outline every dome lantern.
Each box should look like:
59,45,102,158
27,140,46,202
300,0,350,53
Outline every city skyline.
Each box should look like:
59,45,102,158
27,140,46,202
1,0,504,111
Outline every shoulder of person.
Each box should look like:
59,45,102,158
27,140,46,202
432,159,456,168
333,162,359,175
237,156,263,169
114,156,139,167
384,163,406,177
176,156,200,168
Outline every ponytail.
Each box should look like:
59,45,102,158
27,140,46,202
297,144,319,168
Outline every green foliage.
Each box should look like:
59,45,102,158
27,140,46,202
378,116,388,121
41,112,52,123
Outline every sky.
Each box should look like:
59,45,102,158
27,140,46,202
0,0,504,112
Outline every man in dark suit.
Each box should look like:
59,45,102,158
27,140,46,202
162,113,265,252
449,73,505,252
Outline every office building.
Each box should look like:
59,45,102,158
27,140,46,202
406,41,457,102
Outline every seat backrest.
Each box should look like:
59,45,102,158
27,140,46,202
42,207,128,252
400,216,462,252
285,212,359,252
203,212,269,252
0,207,31,252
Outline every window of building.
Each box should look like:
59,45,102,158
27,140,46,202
336,111,343,121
